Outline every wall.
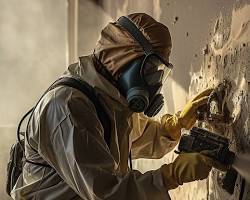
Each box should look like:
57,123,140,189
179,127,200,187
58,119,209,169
188,4,250,200
0,0,67,199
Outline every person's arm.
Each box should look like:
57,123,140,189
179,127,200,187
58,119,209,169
130,113,179,159
37,87,170,200
131,88,213,160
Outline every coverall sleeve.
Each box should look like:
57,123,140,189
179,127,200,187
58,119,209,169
38,87,170,200
131,113,178,159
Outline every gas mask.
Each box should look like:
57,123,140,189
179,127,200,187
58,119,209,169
117,17,173,117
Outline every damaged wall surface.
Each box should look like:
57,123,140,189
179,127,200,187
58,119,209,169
188,4,250,200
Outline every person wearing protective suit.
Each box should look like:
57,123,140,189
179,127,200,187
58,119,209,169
11,13,218,200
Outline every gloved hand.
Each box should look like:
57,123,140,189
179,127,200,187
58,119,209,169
201,150,229,171
161,88,213,140
178,88,213,129
161,152,213,190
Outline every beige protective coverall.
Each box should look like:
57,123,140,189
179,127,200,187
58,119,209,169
11,56,177,199
12,13,177,199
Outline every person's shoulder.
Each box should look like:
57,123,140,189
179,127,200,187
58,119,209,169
35,85,95,117
48,85,96,111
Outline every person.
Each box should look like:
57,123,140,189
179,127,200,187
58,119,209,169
11,13,217,200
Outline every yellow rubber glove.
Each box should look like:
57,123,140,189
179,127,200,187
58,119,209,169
161,113,182,141
178,88,213,129
161,88,213,141
161,152,213,190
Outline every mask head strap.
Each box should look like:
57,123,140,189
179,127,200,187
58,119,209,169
116,16,153,55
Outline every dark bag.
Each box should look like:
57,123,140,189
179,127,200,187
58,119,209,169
6,139,24,196
6,76,111,196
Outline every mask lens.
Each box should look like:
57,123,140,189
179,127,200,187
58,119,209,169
143,55,173,85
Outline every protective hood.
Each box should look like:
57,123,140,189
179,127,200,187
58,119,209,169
93,13,172,80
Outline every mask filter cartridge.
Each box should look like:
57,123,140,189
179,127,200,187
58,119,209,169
127,87,149,112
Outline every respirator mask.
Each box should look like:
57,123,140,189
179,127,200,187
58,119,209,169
117,17,173,117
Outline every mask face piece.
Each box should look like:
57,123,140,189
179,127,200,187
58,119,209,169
118,55,173,117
